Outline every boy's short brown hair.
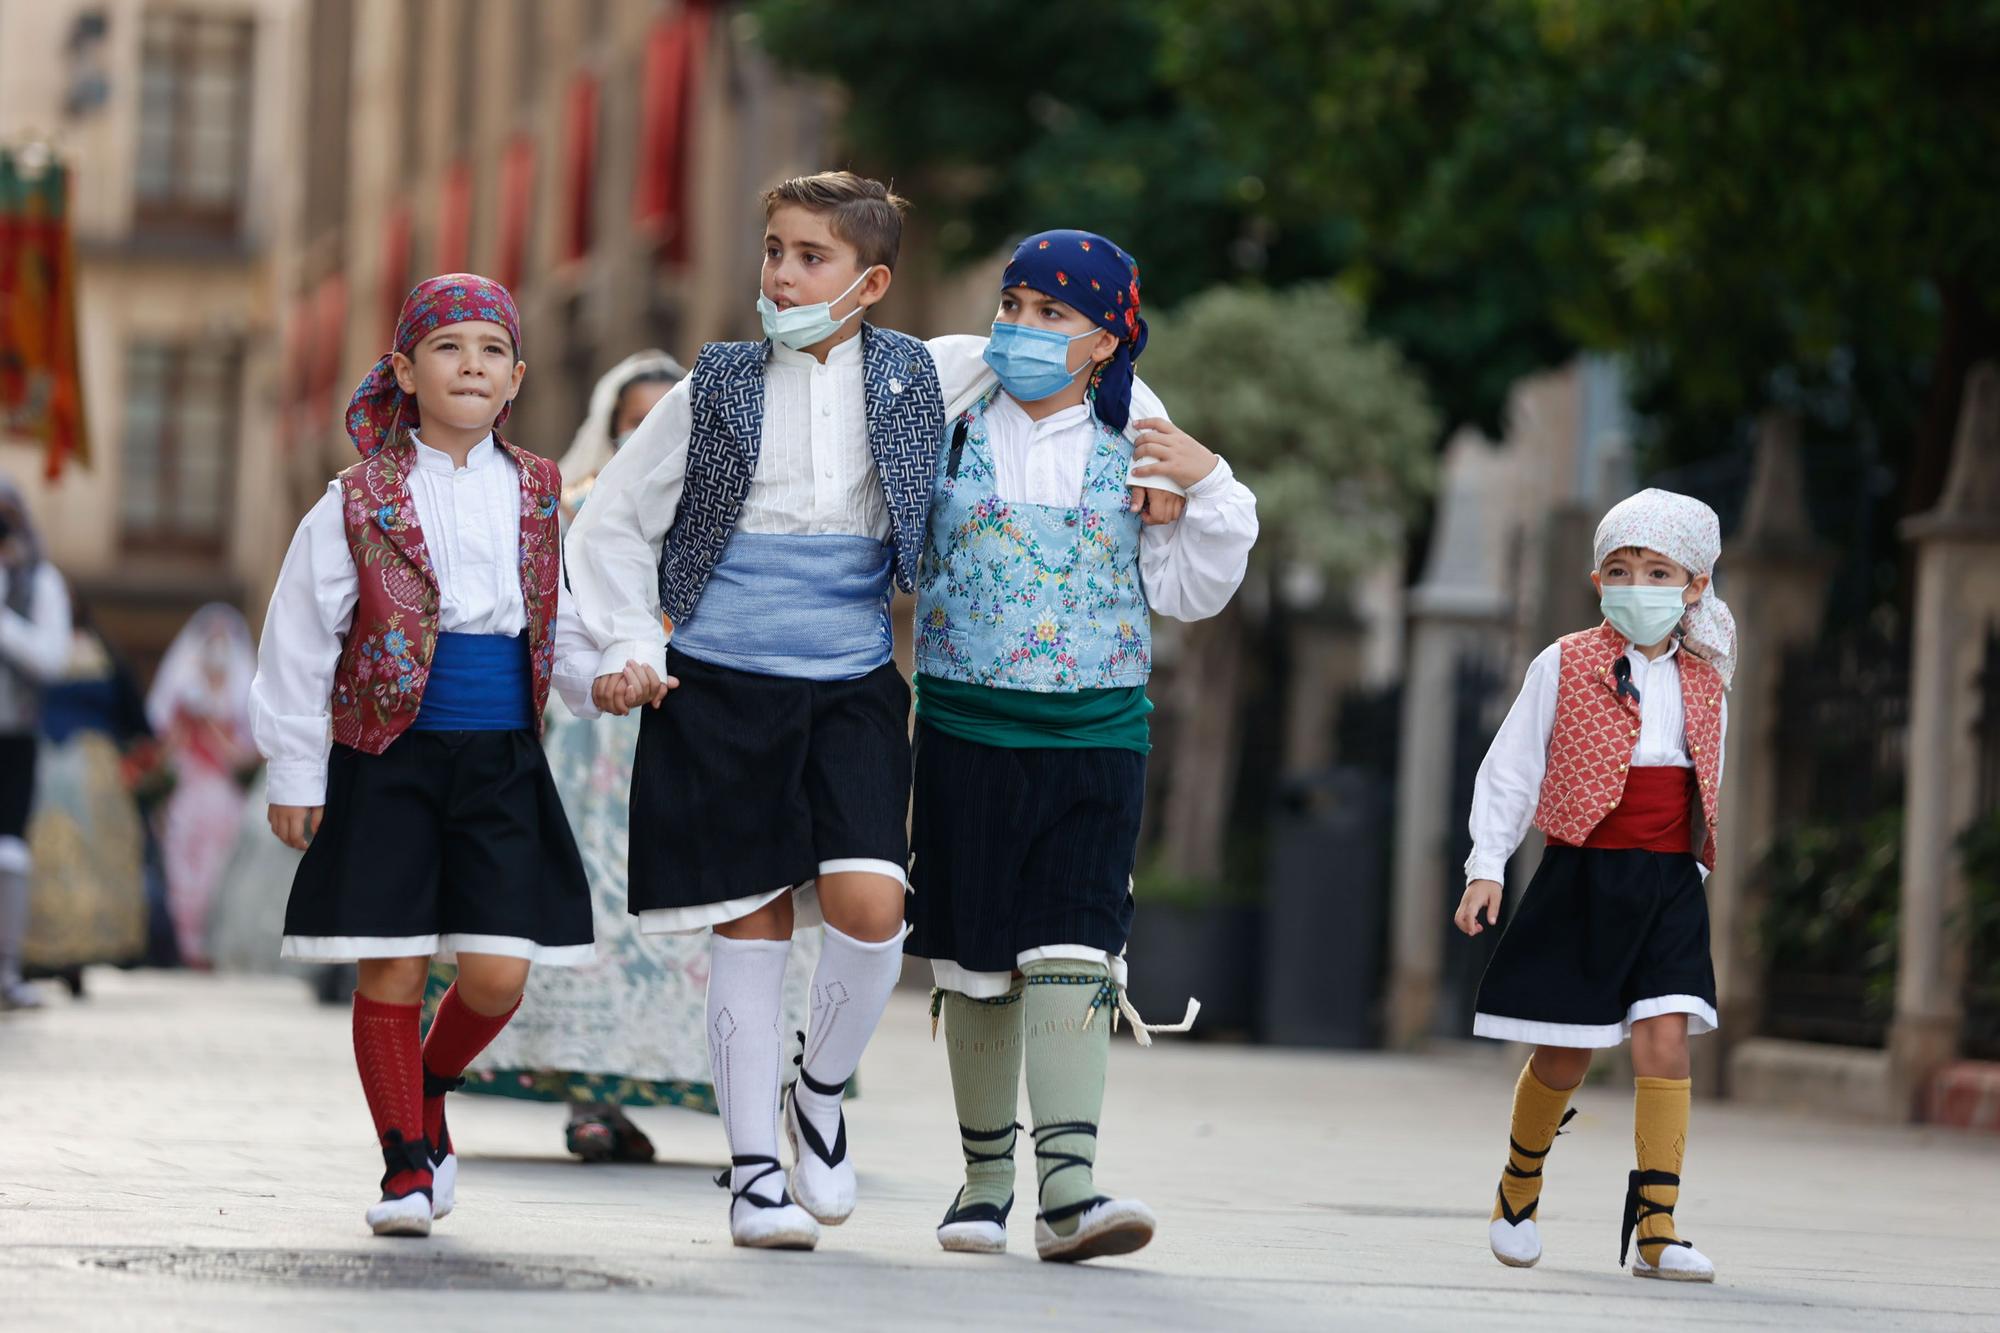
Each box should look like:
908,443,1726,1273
763,171,909,271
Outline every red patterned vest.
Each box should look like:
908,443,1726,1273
1532,624,1725,870
329,435,562,754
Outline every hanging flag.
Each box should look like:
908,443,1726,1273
0,147,89,479
634,2,711,268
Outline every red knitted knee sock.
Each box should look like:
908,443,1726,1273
352,993,430,1198
421,984,522,1150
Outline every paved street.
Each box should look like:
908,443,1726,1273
2,969,1997,1332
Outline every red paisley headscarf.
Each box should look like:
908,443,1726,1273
344,273,523,457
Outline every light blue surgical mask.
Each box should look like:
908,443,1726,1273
1600,583,1690,647
983,321,1100,402
756,269,873,351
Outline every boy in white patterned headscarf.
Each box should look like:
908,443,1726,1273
1450,487,1736,1283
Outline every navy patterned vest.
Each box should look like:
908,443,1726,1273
656,324,944,626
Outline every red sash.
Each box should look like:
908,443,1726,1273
1552,766,1693,854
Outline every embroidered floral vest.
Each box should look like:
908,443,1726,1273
1533,623,1725,869
329,434,562,754
914,391,1151,692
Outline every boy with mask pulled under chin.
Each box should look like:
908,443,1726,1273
562,174,1189,1251
1454,488,1737,1283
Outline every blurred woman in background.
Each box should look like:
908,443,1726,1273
23,600,151,995
147,604,256,968
0,481,73,1009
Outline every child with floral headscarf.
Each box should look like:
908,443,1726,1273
1454,487,1736,1283
250,274,597,1239
906,229,1259,1263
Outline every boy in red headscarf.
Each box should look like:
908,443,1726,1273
251,274,596,1237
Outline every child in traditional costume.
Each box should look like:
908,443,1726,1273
434,350,823,1164
564,175,1186,1251
1454,488,1734,1282
906,230,1259,1262
251,274,595,1238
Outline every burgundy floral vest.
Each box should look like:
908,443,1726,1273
1532,623,1726,870
329,435,561,754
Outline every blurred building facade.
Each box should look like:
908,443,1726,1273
2,0,1000,671
268,0,996,570
0,0,302,674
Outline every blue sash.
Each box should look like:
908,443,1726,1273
671,532,894,681
410,632,532,731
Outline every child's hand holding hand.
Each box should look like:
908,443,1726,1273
1128,487,1187,526
1130,418,1219,492
1455,879,1503,936
270,804,323,851
592,661,679,716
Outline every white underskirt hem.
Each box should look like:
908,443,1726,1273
931,945,1120,999
1472,995,1719,1049
636,858,909,937
279,934,597,967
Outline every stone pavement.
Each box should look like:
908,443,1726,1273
2,969,1997,1332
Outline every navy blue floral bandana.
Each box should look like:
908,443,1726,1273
1001,230,1147,431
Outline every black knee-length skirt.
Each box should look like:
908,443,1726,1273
625,647,913,932
905,723,1144,978
281,729,594,965
1472,845,1717,1049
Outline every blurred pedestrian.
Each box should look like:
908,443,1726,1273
906,230,1257,1263
148,603,256,968
0,480,73,1010
429,349,821,1163
23,601,151,995
1454,488,1736,1283
251,273,595,1239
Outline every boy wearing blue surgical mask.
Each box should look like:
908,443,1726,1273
906,231,1259,1262
1452,488,1738,1284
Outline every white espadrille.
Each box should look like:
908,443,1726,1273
1489,1216,1541,1267
1034,1196,1156,1263
366,1190,432,1238
1633,1241,1715,1282
724,1156,821,1251
937,1188,1012,1255
784,1082,855,1225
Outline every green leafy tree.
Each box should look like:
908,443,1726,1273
1138,286,1436,882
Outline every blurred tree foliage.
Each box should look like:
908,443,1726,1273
1137,286,1436,880
753,0,2000,524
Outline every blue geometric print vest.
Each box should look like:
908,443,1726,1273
915,392,1152,692
655,324,944,626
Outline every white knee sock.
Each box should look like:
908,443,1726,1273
707,933,793,1204
795,923,906,1145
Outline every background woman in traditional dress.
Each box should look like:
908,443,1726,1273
24,601,151,996
427,351,822,1162
148,604,257,968
0,482,73,1010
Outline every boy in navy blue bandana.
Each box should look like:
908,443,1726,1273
907,230,1259,1261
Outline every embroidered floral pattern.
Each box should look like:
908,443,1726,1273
330,433,561,753
915,393,1151,692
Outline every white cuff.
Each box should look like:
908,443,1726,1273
1464,852,1508,885
265,760,328,809
1186,455,1235,499
593,638,668,682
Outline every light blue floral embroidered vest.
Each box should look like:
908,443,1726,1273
915,392,1151,692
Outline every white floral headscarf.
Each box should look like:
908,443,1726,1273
555,350,686,490
1593,488,1737,688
